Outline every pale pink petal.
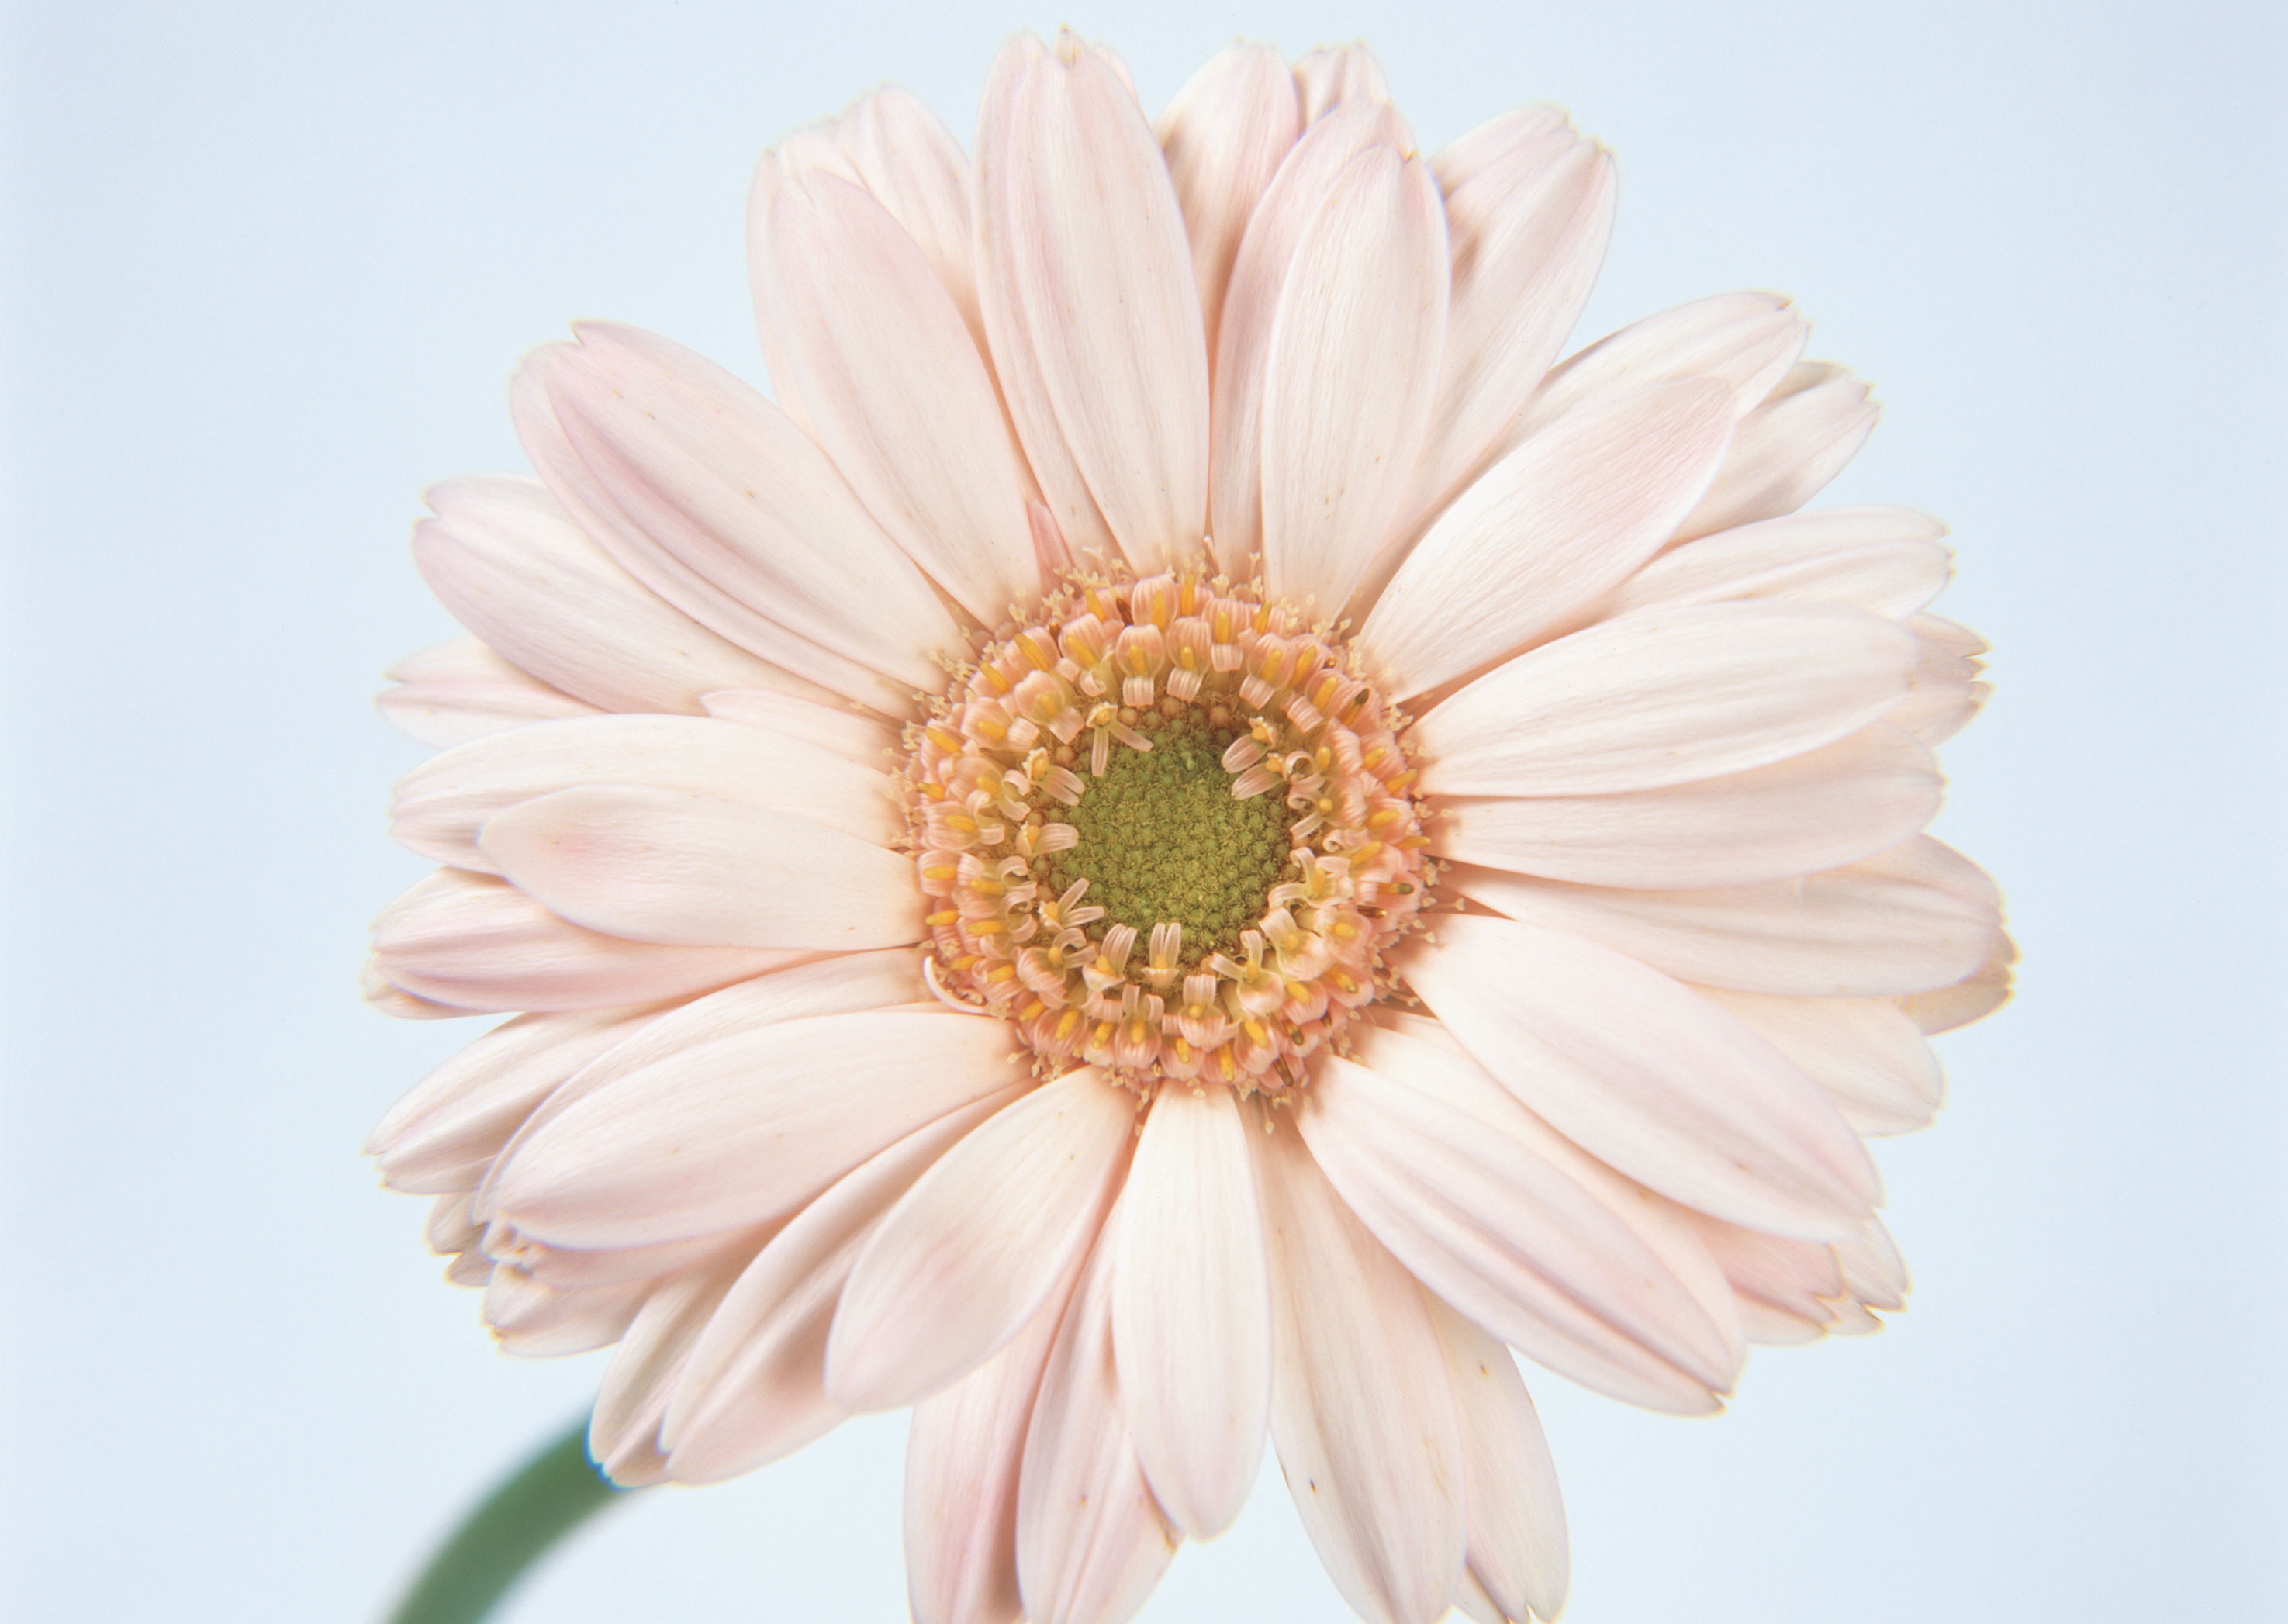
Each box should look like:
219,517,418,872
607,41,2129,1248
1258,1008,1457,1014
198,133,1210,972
486,1225,759,1291
1431,106,1572,194
1398,124,1615,536
973,34,1115,561
752,167,1039,620
1111,1084,1271,1539
478,785,920,952
1837,1218,1910,1311
1364,380,1736,697
906,1260,1087,1624
514,323,964,704
1430,722,1941,890
1018,1204,1181,1624
486,1007,1025,1249
1258,144,1449,610
362,962,472,1021
662,1089,1018,1484
482,1266,648,1357
1675,361,1880,541
1303,1047,1736,1410
829,87,981,337
1426,1298,1569,1624
1890,612,1992,746
1001,33,1211,572
1209,99,1412,572
392,713,900,873
828,1068,1136,1411
1396,914,1879,1240
1292,42,1394,124
413,475,788,714
378,637,598,748
699,687,900,764
368,869,802,1014
1690,1215,1846,1341
427,1192,482,1257
1155,43,1302,355
1696,988,1946,1136
589,1253,751,1484
1410,601,1920,797
1503,290,1809,452
1600,504,1952,621
1258,1116,1464,1624
1453,835,2005,997
470,952,923,1208
367,1007,659,1194
1895,929,2017,1033
1357,1015,1750,1395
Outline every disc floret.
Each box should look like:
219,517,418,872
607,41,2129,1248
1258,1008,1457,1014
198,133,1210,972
907,568,1429,1097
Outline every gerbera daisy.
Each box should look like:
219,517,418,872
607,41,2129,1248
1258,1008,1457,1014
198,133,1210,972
366,31,2008,1624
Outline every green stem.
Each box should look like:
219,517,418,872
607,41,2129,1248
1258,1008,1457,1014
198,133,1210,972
388,1415,642,1624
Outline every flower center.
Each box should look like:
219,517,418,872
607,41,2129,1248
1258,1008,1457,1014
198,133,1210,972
1039,710,1296,965
904,567,1429,1097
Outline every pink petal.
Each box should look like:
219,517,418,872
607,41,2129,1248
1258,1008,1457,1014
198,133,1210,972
1364,379,1737,698
1896,929,2017,1033
1453,835,2006,997
1366,1013,1751,1393
515,322,964,706
1426,1298,1570,1624
662,1088,1018,1484
1000,33,1211,572
1697,988,1946,1136
1208,98,1412,573
1396,914,1880,1240
481,1267,648,1357
1258,1116,1465,1624
1155,43,1302,356
377,637,598,748
1398,123,1615,537
366,1007,658,1194
1111,1084,1271,1539
589,1253,751,1484
478,785,920,952
1600,504,1952,621
828,1068,1135,1411
1429,721,1941,890
699,687,900,765
1504,289,1809,451
392,713,900,875
486,1007,1026,1249
973,33,1115,562
486,1226,759,1292
1258,143,1449,611
413,475,788,714
827,87,982,340
905,1261,1087,1624
1675,361,1880,541
1410,601,1921,797
368,869,802,1014
1018,1205,1181,1624
1430,106,1572,194
1302,1042,1737,1410
752,167,1039,621
1292,42,1394,124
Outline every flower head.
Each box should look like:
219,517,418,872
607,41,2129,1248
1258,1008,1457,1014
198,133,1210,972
368,33,2007,1624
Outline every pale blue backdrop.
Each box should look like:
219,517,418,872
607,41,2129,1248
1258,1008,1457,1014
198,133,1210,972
4,1,2283,1619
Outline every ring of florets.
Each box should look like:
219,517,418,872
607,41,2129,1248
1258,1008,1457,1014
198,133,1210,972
904,565,1429,1099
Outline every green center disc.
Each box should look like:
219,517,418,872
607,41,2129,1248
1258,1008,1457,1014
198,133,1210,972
1038,710,1298,965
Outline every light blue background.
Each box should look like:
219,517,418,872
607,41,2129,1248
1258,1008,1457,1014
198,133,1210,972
4,2,2283,1619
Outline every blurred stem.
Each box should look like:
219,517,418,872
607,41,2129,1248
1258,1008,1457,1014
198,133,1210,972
388,1415,641,1624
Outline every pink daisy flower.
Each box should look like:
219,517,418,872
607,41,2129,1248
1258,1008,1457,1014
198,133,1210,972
367,32,2007,1624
